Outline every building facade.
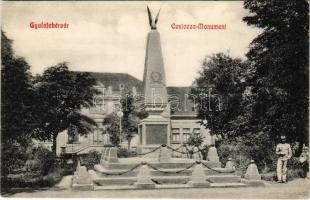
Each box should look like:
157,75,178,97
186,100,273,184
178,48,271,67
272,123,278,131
45,72,214,155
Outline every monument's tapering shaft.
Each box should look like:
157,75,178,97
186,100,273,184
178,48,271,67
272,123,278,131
143,29,168,110
138,7,171,150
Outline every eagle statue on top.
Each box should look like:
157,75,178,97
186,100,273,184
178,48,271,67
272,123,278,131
147,6,161,30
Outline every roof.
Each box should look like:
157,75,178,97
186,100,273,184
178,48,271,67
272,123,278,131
76,71,197,116
167,87,197,116
75,72,143,92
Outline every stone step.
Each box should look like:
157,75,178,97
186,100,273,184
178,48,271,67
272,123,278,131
151,168,235,177
100,161,221,170
91,176,189,186
89,169,135,185
93,176,137,186
94,164,235,177
152,176,189,184
93,182,247,190
90,174,241,186
205,168,236,175
210,182,247,188
94,185,136,190
207,175,241,183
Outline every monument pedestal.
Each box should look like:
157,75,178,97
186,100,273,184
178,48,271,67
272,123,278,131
242,160,265,187
138,115,170,157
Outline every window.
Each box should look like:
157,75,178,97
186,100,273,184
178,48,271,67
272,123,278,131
90,102,105,113
172,128,180,143
67,126,79,144
183,128,191,143
96,98,104,106
114,103,121,111
94,128,104,142
193,128,200,135
120,84,125,90
90,94,105,114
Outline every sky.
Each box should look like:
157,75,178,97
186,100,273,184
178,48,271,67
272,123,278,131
1,1,260,86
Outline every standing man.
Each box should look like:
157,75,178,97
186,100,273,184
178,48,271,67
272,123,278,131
299,146,309,178
276,135,292,183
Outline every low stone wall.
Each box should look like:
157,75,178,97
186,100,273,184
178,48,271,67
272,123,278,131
100,147,119,164
72,165,94,191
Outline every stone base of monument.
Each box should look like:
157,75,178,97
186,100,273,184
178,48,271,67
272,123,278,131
206,161,222,168
72,183,94,191
187,163,210,188
241,160,265,187
187,181,210,188
134,183,156,189
241,179,265,187
87,157,248,190
72,146,259,190
72,166,94,191
134,164,156,189
207,146,222,168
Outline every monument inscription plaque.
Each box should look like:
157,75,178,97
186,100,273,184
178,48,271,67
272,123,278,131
145,124,168,144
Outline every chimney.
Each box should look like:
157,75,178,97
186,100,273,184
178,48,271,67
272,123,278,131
132,86,137,96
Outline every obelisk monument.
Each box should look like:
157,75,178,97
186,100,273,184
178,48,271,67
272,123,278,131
138,7,171,153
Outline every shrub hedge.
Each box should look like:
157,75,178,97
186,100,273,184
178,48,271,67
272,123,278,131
117,148,137,158
3,168,65,188
80,150,101,170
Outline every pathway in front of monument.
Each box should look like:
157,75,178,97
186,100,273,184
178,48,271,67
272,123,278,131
7,177,310,198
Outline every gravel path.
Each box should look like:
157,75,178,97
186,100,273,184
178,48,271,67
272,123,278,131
6,177,310,199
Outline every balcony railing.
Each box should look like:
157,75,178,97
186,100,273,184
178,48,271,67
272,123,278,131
64,140,105,154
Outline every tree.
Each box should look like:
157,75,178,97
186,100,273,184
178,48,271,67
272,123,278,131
33,63,100,156
103,112,121,146
190,53,278,169
103,88,139,149
120,88,139,149
243,0,309,153
1,31,35,180
191,53,248,138
1,31,35,144
187,132,204,147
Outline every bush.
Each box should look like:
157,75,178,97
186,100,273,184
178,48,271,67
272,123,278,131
3,168,64,189
1,142,29,178
288,156,303,170
117,148,137,158
217,134,278,173
217,141,252,173
1,146,63,189
187,133,204,147
287,168,305,180
22,146,56,176
261,172,277,181
103,144,114,147
42,168,64,187
287,156,308,179
80,150,101,170
34,146,55,175
260,157,306,182
261,168,305,182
